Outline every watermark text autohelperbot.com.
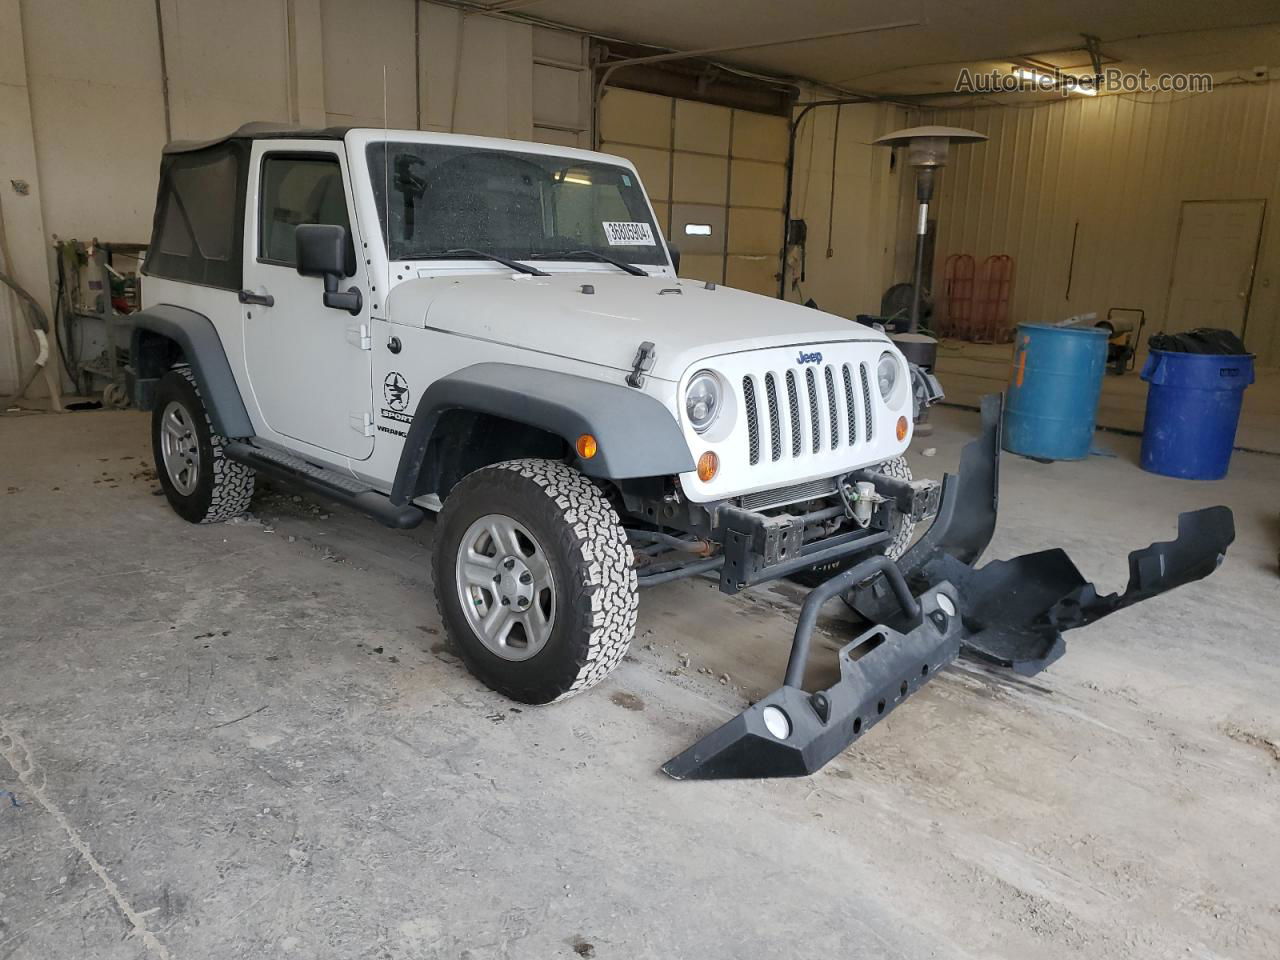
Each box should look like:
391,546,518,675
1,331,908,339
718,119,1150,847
956,67,1213,97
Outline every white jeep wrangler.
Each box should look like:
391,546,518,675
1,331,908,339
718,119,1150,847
131,122,923,695
128,123,1230,780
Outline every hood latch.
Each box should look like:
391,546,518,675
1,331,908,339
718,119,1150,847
626,341,656,388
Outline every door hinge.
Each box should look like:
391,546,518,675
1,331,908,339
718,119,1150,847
349,411,375,436
346,323,371,350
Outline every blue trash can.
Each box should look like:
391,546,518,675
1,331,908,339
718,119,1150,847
1139,350,1254,480
1003,323,1109,460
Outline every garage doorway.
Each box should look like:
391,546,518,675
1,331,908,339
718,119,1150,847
598,87,787,295
1165,199,1265,338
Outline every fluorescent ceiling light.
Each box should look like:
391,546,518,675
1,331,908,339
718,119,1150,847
684,223,713,236
1014,66,1097,96
561,174,592,185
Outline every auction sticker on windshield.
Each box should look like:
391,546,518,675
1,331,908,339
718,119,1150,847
602,221,656,246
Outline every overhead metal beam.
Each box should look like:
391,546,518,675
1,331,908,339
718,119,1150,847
599,19,925,73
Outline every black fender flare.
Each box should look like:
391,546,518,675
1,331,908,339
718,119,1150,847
127,304,254,438
391,363,696,504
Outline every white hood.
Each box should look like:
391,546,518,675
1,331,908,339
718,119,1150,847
385,272,889,381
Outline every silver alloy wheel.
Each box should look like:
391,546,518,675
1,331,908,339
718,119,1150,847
455,513,556,661
159,400,200,496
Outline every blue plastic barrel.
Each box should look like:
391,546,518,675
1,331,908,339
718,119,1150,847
1002,323,1109,460
1139,350,1254,480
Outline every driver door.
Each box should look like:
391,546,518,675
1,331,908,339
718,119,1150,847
242,142,374,460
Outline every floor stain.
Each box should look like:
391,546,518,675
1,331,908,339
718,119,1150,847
1222,723,1280,764
610,691,645,712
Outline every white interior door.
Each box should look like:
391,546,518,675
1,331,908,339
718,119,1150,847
1165,199,1265,337
242,142,374,460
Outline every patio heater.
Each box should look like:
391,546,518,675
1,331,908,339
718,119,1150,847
873,125,986,433
873,125,986,334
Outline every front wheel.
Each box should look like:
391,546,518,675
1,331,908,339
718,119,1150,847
432,459,638,704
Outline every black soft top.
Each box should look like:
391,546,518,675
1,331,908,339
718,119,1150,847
148,122,357,289
163,121,352,155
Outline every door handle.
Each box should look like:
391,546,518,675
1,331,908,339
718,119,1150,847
238,289,275,307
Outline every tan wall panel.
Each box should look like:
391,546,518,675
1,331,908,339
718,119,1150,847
599,87,671,149
417,3,536,139
22,0,167,242
163,0,293,140
650,201,670,236
319,0,416,129
727,255,778,296
419,1,464,131
534,126,579,147
728,208,784,255
532,24,583,63
670,204,726,256
679,254,725,285
731,110,788,162
453,15,534,139
600,142,670,202
784,100,909,313
672,152,728,205
674,99,731,155
533,63,583,130
729,158,785,209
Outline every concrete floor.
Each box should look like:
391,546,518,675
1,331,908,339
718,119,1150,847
2,406,1278,960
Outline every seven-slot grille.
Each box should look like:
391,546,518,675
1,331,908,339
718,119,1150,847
742,359,874,467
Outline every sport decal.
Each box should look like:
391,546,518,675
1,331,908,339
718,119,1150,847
383,372,410,412
602,221,656,246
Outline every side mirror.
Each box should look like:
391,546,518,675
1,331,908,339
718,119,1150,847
667,243,681,274
296,224,362,316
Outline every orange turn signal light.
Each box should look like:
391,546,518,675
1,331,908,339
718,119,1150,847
696,451,719,482
576,434,598,459
896,416,909,442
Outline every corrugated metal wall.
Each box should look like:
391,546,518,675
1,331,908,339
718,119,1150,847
919,81,1280,365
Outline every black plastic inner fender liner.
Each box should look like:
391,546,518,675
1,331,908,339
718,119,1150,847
664,394,1235,781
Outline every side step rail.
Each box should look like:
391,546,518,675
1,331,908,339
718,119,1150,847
225,442,425,530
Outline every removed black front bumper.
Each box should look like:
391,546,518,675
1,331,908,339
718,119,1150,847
664,395,1235,780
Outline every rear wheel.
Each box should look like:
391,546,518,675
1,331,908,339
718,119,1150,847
151,367,255,524
432,459,637,704
785,456,916,588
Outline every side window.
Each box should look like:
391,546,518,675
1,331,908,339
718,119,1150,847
259,156,351,267
145,142,247,289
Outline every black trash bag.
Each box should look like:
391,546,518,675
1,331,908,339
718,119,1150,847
1148,328,1249,355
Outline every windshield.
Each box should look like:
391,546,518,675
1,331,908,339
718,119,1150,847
367,142,669,266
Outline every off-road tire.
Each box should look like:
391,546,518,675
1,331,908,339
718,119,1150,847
151,367,255,524
785,455,917,588
433,458,638,704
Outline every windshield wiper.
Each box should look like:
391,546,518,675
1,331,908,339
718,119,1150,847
410,248,548,276
525,249,648,277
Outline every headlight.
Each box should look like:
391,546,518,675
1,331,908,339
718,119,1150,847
685,370,723,434
877,352,899,401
